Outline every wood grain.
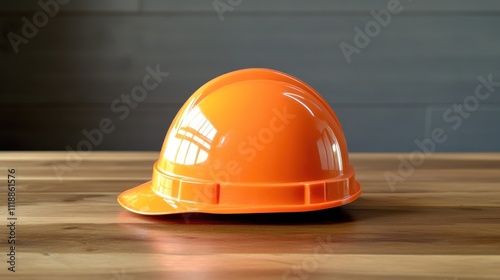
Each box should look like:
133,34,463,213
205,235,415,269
0,152,499,279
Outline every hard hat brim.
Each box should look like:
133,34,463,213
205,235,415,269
117,180,362,215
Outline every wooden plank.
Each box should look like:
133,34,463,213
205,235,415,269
0,152,499,278
2,152,500,181
2,254,499,280
2,179,499,194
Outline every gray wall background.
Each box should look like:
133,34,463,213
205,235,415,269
1,0,499,152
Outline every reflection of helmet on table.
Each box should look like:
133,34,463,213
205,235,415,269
118,68,361,215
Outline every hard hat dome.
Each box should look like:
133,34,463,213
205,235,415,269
118,68,361,215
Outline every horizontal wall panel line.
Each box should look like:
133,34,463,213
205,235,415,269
4,11,500,16
0,103,468,108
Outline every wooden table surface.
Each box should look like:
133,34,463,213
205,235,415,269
0,152,499,280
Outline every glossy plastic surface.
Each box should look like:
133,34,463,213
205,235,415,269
118,68,361,214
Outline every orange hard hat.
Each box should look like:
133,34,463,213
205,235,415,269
118,68,361,215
